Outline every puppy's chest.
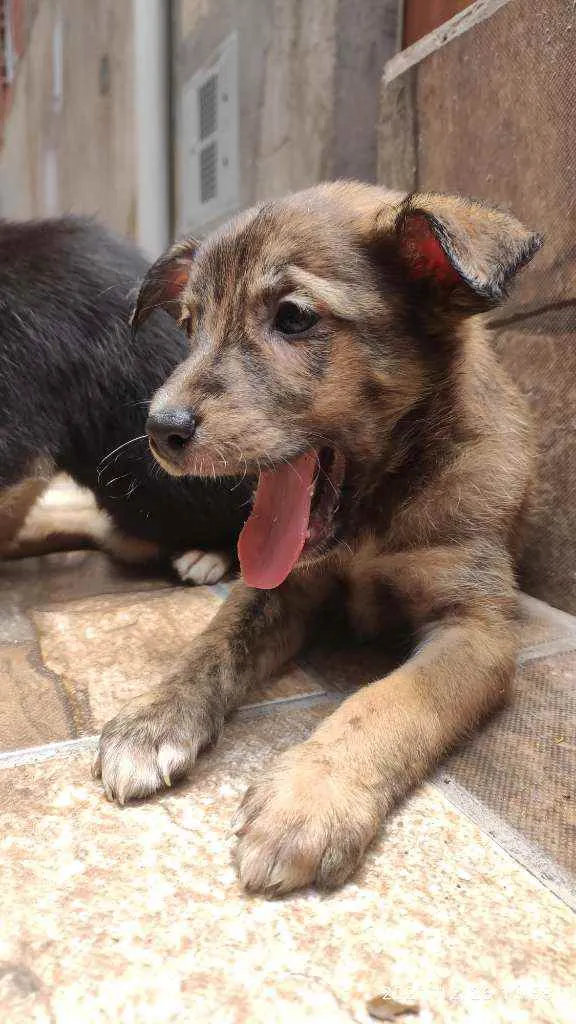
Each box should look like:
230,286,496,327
343,557,408,642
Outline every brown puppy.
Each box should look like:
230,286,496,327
94,182,542,896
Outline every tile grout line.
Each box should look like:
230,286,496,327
0,733,99,769
238,691,342,715
434,772,576,912
518,635,576,664
0,691,341,770
519,593,576,633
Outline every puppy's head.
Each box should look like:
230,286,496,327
134,182,541,588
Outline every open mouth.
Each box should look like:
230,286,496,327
238,446,345,590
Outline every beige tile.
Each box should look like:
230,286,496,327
30,588,322,737
1,705,574,1024
0,578,322,755
517,594,576,653
444,649,576,878
0,586,223,755
0,645,82,752
244,663,324,705
32,588,222,731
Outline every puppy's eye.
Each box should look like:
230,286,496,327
274,300,319,336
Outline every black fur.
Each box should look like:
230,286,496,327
0,216,250,556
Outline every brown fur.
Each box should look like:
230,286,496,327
0,458,54,556
95,182,542,895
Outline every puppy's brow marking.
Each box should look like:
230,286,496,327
287,266,374,319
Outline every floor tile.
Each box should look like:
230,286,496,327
32,588,224,733
517,594,576,652
33,588,322,730
442,649,576,886
302,638,400,694
0,645,77,751
1,705,573,1024
0,586,324,754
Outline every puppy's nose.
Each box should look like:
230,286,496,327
146,407,197,454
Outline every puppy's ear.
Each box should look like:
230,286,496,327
130,238,197,330
393,192,542,310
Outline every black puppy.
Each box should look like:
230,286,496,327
0,216,249,581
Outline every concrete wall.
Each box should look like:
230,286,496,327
0,0,136,237
0,0,399,241
175,0,398,234
378,0,576,614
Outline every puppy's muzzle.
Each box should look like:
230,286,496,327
146,407,197,465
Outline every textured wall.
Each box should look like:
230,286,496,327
0,0,136,237
378,0,576,613
175,0,398,233
0,0,399,239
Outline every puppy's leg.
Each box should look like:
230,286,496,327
4,479,161,563
7,478,229,583
94,572,334,804
234,546,518,895
101,529,232,583
0,461,54,556
97,523,160,564
4,478,102,557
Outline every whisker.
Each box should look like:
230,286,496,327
210,442,228,470
230,454,249,490
98,434,149,469
103,473,132,488
97,283,123,298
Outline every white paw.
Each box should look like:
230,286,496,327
94,688,222,804
173,549,231,586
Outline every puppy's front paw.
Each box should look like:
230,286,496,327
93,688,222,804
173,549,231,585
233,744,380,897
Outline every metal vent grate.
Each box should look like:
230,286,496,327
199,140,218,203
179,33,238,232
198,73,217,141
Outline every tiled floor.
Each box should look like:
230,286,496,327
2,712,575,1024
1,483,575,1023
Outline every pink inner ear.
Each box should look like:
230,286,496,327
402,213,461,286
171,262,193,295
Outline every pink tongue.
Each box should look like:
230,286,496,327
238,451,317,589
